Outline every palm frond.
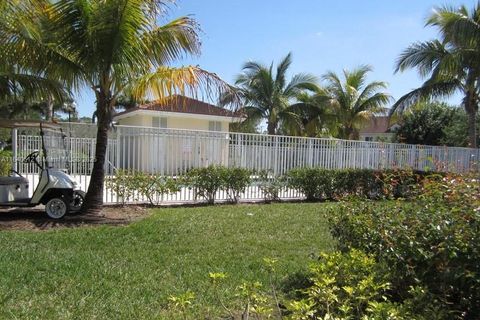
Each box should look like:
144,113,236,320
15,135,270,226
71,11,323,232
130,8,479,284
275,52,292,89
395,40,450,78
284,73,319,97
389,80,461,115
130,65,239,108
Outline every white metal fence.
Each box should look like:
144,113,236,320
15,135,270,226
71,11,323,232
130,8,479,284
12,122,480,204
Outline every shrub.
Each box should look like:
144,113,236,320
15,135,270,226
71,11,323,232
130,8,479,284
133,171,181,205
287,167,425,201
288,249,403,320
0,150,12,176
186,165,228,204
286,168,335,201
106,170,181,205
327,174,480,318
105,169,135,205
254,170,285,202
222,167,251,203
187,166,252,204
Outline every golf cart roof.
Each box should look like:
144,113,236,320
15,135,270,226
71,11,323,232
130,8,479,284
0,119,61,130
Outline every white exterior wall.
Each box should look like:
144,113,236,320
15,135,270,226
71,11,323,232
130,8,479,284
117,113,230,132
116,112,233,173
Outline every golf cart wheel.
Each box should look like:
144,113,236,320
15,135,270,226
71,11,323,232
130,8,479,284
45,197,68,219
70,190,86,214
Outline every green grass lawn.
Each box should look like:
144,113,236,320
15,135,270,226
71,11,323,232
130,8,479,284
0,203,335,319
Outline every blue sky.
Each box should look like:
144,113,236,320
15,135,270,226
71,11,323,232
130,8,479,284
75,0,475,117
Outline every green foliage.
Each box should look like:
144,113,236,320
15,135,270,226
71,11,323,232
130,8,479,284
322,65,391,140
289,249,394,319
327,174,480,318
393,4,480,148
0,150,12,176
220,52,318,135
393,102,469,146
133,171,181,206
167,291,196,320
223,167,252,203
187,166,226,204
441,109,480,147
287,167,423,201
105,170,181,206
186,166,252,204
105,169,135,205
287,168,336,201
254,170,285,202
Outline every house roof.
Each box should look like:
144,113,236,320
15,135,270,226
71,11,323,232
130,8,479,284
115,95,241,119
359,116,395,134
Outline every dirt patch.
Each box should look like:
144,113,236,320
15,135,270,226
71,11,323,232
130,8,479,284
0,205,151,231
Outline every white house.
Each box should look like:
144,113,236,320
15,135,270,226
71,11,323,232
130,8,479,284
113,95,244,174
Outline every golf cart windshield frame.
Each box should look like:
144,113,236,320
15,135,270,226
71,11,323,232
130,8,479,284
0,120,67,171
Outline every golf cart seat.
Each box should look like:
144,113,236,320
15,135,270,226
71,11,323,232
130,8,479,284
0,176,28,185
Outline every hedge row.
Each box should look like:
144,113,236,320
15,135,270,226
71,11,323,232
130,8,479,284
106,166,435,204
286,167,429,201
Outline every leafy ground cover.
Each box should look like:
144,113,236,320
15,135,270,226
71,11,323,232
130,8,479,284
0,203,334,319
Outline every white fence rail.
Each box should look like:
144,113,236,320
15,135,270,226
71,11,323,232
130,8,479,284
12,123,480,204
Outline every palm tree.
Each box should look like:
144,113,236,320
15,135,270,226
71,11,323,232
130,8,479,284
322,66,391,140
0,67,67,108
393,4,480,148
0,0,234,213
288,89,337,137
221,53,318,135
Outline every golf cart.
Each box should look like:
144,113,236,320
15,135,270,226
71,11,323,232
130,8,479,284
0,120,85,219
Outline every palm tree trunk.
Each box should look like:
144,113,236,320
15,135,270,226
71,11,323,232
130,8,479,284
267,121,276,135
467,108,477,148
81,97,110,214
46,96,53,121
464,85,478,148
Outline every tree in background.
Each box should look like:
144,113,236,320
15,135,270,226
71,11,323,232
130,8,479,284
0,0,235,213
442,108,480,147
286,90,337,137
393,3,480,148
395,101,480,147
321,66,391,140
394,102,455,145
220,53,318,135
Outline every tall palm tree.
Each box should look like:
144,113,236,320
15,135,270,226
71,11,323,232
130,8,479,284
221,53,318,135
0,0,234,213
393,4,480,148
322,66,391,140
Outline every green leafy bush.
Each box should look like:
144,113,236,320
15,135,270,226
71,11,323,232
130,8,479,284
327,174,480,318
187,166,252,204
254,170,285,202
287,167,425,201
106,170,181,205
288,249,401,319
222,167,251,203
132,171,181,205
186,165,227,204
105,169,135,205
0,150,12,176
286,168,335,201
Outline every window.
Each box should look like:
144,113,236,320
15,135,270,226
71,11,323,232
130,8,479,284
208,121,222,132
152,117,167,128
365,137,373,142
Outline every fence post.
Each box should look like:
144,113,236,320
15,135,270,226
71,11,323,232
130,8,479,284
116,127,121,171
12,128,17,172
273,136,279,176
